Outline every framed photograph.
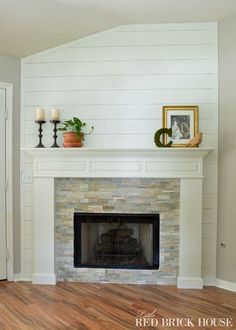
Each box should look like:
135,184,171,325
162,105,199,147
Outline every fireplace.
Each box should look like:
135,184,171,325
25,148,210,288
74,212,160,269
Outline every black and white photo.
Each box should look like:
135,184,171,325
163,106,199,147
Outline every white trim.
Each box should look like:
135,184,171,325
24,149,211,286
216,279,236,292
20,60,26,280
203,277,216,286
23,147,212,179
20,276,32,281
13,273,22,281
177,277,204,289
13,273,32,282
0,82,14,282
32,274,56,285
13,273,236,292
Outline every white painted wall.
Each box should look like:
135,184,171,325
218,16,236,284
21,23,218,281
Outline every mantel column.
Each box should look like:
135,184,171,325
32,177,56,284
177,178,203,289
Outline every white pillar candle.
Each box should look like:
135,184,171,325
36,108,45,121
51,108,60,121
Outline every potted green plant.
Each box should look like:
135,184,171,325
59,117,94,147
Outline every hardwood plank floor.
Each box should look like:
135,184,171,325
0,282,235,329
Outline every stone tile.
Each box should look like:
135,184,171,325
55,178,180,284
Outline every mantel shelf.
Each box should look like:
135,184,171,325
22,147,213,158
23,147,213,179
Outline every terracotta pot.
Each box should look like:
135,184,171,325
63,132,84,148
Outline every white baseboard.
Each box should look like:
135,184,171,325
32,274,56,285
177,277,203,289
13,274,236,293
13,273,32,282
13,273,22,281
215,279,236,292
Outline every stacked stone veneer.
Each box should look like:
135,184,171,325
55,178,180,284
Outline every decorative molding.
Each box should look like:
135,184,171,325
23,148,212,179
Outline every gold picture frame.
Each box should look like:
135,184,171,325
162,105,199,147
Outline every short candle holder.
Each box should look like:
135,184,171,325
50,120,60,148
35,120,46,148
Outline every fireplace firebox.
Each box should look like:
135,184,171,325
74,212,159,269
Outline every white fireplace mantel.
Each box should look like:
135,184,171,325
23,147,211,178
24,147,212,289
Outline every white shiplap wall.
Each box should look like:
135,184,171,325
21,23,218,281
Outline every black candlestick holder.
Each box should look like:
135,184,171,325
50,120,60,148
35,120,46,148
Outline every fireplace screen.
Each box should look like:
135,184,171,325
74,213,159,269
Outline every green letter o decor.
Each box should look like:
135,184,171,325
154,128,173,148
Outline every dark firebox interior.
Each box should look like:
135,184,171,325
74,213,159,270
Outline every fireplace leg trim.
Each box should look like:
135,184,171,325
33,178,56,285
178,178,203,289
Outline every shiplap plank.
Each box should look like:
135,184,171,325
203,178,215,193
24,184,33,193
24,89,214,106
24,192,33,207
23,262,33,275
24,221,33,235
23,104,214,121
202,238,216,254
203,194,214,209
24,207,33,221
24,74,214,91
23,60,215,77
202,223,215,239
27,45,215,63
73,30,215,47
203,209,215,224
24,249,33,262
24,235,33,249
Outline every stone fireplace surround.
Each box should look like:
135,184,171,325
24,147,211,289
55,178,179,284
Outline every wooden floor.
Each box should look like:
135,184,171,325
0,282,235,329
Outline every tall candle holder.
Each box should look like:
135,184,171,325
50,120,60,148
35,120,46,148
